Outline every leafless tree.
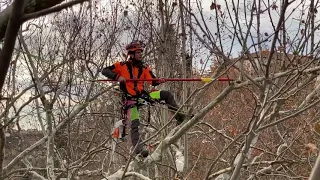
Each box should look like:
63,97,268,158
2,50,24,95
182,0,320,179
2,0,320,180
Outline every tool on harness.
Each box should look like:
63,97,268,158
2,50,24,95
112,120,126,141
123,91,157,124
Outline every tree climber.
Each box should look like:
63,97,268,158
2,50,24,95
101,40,188,157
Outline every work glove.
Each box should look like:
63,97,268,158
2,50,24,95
157,77,166,84
117,76,126,83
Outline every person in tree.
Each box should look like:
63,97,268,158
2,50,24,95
101,40,188,157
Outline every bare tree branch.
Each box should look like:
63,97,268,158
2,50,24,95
0,0,65,40
309,152,320,180
22,0,90,22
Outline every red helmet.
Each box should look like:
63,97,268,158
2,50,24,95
125,40,144,52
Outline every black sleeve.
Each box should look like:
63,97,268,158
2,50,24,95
101,65,119,80
149,70,160,86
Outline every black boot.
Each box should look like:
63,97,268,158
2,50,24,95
175,111,195,125
159,91,186,124
138,146,149,157
175,113,186,125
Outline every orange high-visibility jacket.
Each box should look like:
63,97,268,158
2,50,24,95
102,60,160,96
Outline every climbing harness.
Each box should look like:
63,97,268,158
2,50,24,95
112,91,158,142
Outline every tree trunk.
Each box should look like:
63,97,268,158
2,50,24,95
0,127,5,179
179,0,188,175
0,0,25,94
46,105,56,180
0,0,25,177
